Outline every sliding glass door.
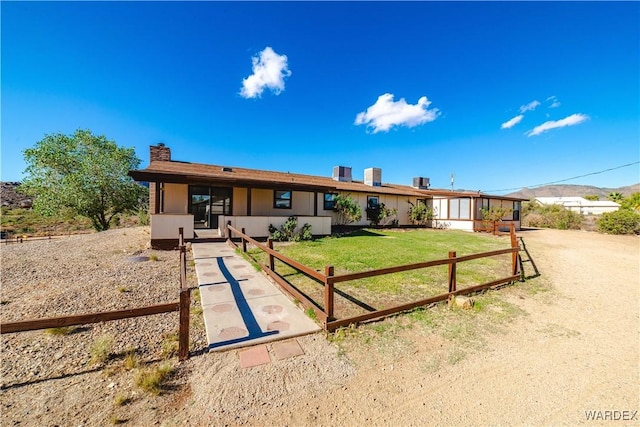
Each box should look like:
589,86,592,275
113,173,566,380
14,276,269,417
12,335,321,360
189,186,232,229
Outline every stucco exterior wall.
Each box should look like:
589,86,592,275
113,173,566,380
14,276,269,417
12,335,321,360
150,214,194,239
163,183,188,214
221,215,332,238
249,189,315,216
233,187,248,215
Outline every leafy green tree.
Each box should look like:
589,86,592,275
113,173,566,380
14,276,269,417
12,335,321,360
584,194,599,201
333,194,362,225
20,129,146,231
607,192,623,203
620,192,640,212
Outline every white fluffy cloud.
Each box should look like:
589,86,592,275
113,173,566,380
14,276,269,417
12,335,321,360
519,100,541,113
240,47,291,99
501,114,524,129
354,93,440,133
547,96,561,108
526,113,589,137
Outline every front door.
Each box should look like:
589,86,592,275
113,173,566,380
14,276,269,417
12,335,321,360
189,186,232,229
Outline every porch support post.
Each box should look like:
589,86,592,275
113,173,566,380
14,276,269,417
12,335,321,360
154,182,161,214
247,187,252,216
314,191,318,216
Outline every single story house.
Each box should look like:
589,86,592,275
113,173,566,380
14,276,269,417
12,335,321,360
535,197,620,215
129,144,525,248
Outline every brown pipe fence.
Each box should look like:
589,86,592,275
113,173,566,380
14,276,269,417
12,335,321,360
227,223,521,332
1,228,192,361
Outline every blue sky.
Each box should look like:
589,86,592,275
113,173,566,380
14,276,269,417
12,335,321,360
2,1,639,195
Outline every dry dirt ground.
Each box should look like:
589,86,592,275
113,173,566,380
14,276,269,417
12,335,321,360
1,227,638,426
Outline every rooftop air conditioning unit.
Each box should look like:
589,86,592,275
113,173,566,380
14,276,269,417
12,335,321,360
332,166,352,182
365,167,382,187
413,177,430,189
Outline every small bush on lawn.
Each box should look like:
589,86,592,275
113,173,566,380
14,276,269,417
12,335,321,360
268,216,313,242
597,209,640,235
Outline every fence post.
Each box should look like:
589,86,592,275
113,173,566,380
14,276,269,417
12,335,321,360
267,238,275,271
178,287,190,361
178,228,187,290
448,251,457,293
510,223,518,276
325,266,335,322
241,227,247,252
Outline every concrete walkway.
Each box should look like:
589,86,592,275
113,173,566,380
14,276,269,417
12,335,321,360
191,242,321,351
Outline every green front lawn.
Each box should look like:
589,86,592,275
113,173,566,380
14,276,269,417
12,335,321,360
248,228,513,319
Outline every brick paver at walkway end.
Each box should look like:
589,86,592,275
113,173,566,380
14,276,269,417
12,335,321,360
191,242,321,351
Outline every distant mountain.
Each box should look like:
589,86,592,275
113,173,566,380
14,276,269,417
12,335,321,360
506,183,640,200
1,182,33,208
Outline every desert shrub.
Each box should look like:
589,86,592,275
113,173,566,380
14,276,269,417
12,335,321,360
481,206,512,222
523,212,543,228
160,332,179,358
90,335,114,365
268,216,313,242
334,194,362,225
137,207,150,226
134,363,174,395
522,204,582,230
366,203,397,227
298,223,313,241
597,209,640,235
46,326,77,335
408,202,435,226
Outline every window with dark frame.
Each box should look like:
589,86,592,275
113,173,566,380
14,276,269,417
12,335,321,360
477,198,490,219
366,196,380,221
513,201,521,221
274,190,292,209
324,193,337,210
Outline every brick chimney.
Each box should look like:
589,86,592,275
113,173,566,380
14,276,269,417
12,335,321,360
148,143,170,216
150,143,171,162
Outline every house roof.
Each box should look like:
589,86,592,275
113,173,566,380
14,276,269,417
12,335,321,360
129,159,525,201
535,197,620,207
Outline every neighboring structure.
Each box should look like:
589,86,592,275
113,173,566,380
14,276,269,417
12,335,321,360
535,197,620,216
129,144,525,248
